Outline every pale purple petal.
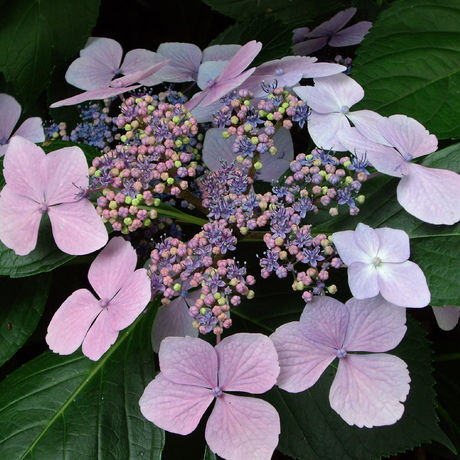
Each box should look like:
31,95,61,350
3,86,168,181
14,117,45,144
397,163,460,225
378,115,438,160
152,289,200,353
343,296,407,352
306,111,350,150
292,27,310,45
331,229,369,265
377,260,431,308
156,42,202,82
108,268,151,331
65,56,117,90
139,373,213,435
330,354,410,428
216,333,279,393
329,21,373,47
374,227,410,262
112,60,169,87
202,44,241,62
82,308,119,360
80,37,123,68
270,322,335,392
206,394,280,460
0,186,42,255
120,48,158,75
432,306,460,331
46,289,101,355
353,222,380,258
197,60,229,90
309,8,357,37
88,236,137,299
186,99,222,123
158,336,218,388
346,109,388,145
48,199,108,255
300,296,349,349
347,262,380,299
0,93,21,139
293,37,329,56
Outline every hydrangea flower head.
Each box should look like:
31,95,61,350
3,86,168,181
294,73,383,151
293,8,372,56
0,136,108,255
271,295,410,428
337,115,460,225
0,93,45,156
46,237,151,361
332,223,430,308
140,333,280,460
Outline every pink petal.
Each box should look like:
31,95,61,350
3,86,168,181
305,111,350,150
0,187,42,255
108,268,151,331
42,146,89,205
331,229,369,265
82,308,119,360
3,136,46,201
112,60,169,87
343,296,407,352
14,117,45,144
330,354,410,428
347,262,380,299
374,227,410,262
293,37,329,56
432,306,460,331
378,115,438,160
197,60,229,90
80,37,123,72
156,42,203,82
202,44,241,62
88,236,137,299
270,322,335,392
0,93,21,139
309,8,357,37
48,199,108,255
206,394,280,460
139,373,214,435
377,260,431,308
158,336,218,388
152,290,200,353
216,333,279,393
65,56,118,90
329,21,373,47
299,296,349,349
217,40,261,82
397,163,460,225
46,288,102,355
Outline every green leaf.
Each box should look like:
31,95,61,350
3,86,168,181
0,273,51,367
0,0,100,110
203,445,217,460
40,139,103,164
352,0,460,139
0,305,164,459
265,317,455,459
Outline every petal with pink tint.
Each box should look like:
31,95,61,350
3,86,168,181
343,296,407,352
120,48,158,75
46,289,101,356
202,44,241,62
107,269,151,331
432,306,460,331
218,40,261,82
206,394,280,460
330,354,410,428
310,8,357,37
152,290,200,353
80,37,123,67
377,260,431,308
139,373,214,435
347,262,380,299
48,199,108,255
88,236,137,300
43,146,89,205
300,296,349,349
156,42,202,82
65,57,118,91
14,117,45,144
270,322,335,393
112,60,169,88
216,333,279,393
329,21,373,47
82,308,119,361
293,37,328,56
397,163,460,225
159,336,218,389
374,227,410,262
197,60,228,90
0,186,42,256
0,93,21,139
306,111,350,150
378,115,438,160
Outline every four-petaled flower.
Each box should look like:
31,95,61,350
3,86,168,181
46,237,152,361
139,334,280,460
332,223,430,308
271,295,410,428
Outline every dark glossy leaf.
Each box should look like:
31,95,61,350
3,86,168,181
0,0,100,110
0,273,51,367
265,317,455,459
352,0,460,139
40,139,103,164
0,305,164,459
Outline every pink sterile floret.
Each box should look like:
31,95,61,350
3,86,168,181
0,136,108,256
332,223,430,308
46,237,152,361
139,333,280,460
270,295,410,428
